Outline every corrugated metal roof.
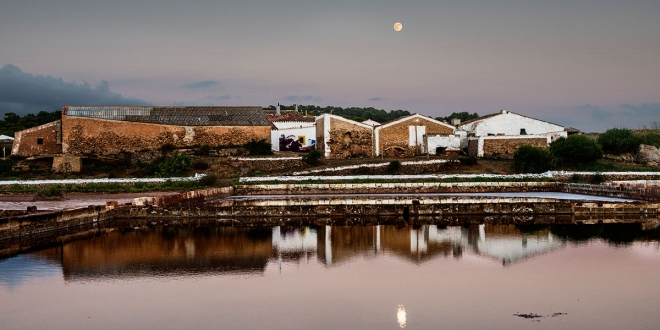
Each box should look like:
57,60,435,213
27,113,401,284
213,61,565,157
64,106,270,126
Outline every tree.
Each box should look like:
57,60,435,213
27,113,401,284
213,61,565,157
513,145,553,173
550,135,602,166
597,128,642,154
435,112,479,123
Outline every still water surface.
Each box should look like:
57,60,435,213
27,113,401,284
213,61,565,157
1,224,660,330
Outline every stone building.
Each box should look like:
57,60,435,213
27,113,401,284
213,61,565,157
263,105,316,152
374,114,455,157
459,110,568,158
12,106,271,158
315,113,374,159
11,120,62,157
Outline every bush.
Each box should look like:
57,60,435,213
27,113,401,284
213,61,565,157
639,132,660,149
302,150,322,165
459,157,477,166
157,152,192,177
192,159,209,170
590,173,604,184
388,160,402,173
513,145,553,173
550,135,602,166
0,159,15,173
194,145,211,156
243,139,273,156
597,128,641,154
32,186,64,201
198,174,218,186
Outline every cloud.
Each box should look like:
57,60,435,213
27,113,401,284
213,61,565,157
576,104,613,119
619,103,660,116
184,81,221,90
284,95,321,103
369,97,383,101
0,64,150,116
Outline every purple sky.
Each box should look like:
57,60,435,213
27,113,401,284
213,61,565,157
1,0,659,132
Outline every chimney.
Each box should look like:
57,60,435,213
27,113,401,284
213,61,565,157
295,104,298,112
451,118,461,126
501,109,507,114
276,103,280,116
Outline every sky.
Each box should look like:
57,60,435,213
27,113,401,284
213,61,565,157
1,0,659,132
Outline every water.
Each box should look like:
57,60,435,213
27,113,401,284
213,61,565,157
1,224,660,330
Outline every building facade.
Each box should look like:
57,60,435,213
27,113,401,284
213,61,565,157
316,114,374,159
374,114,455,157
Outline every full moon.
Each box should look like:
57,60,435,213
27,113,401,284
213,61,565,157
394,22,402,32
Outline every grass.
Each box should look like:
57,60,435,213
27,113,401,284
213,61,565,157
572,161,658,172
1,179,218,194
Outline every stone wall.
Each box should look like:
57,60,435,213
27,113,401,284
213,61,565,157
226,157,306,174
325,117,373,159
377,117,454,157
468,139,479,157
52,155,82,173
482,137,547,159
62,116,270,155
12,120,62,157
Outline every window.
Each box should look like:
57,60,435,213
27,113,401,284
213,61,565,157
37,138,43,145
520,128,527,135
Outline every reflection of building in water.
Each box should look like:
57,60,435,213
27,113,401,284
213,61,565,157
59,227,273,280
472,225,565,265
317,225,564,266
272,226,317,264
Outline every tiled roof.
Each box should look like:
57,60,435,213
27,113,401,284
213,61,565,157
262,110,315,123
65,106,270,126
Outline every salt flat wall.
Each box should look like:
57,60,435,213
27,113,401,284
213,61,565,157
376,116,454,157
62,116,270,155
12,121,62,157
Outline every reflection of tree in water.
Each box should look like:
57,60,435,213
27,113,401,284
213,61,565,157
550,223,660,246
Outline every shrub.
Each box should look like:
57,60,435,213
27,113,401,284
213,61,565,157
243,139,273,156
590,173,604,184
199,174,218,186
192,159,209,170
513,145,553,173
32,186,64,201
639,132,660,149
157,152,192,177
159,143,177,154
550,135,602,166
302,150,322,165
195,145,211,156
0,159,15,173
459,157,477,166
597,128,641,154
388,160,402,173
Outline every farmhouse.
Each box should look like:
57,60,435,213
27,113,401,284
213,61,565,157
263,105,316,152
459,110,568,158
374,113,455,157
315,113,374,159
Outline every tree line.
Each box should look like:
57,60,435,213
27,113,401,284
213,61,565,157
1,111,62,137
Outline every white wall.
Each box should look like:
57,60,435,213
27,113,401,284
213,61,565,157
271,125,317,151
426,134,462,154
460,111,566,137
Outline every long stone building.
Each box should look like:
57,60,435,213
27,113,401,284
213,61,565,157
13,106,271,157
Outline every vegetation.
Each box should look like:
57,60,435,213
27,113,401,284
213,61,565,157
0,111,62,137
157,152,192,177
459,157,478,166
302,150,322,165
435,112,479,123
243,139,273,156
192,159,209,170
590,173,604,184
387,160,402,173
513,145,553,173
159,143,177,154
32,186,64,200
639,132,660,149
265,104,411,123
550,135,602,166
198,174,218,186
597,128,641,154
0,158,14,174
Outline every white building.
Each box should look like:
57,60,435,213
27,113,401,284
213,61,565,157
263,105,316,152
458,110,568,158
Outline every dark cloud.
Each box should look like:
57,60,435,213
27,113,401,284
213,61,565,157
184,80,221,90
0,64,149,116
284,95,321,103
369,97,383,101
619,103,660,116
576,104,613,119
